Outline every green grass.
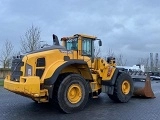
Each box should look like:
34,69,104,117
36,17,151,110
0,79,4,86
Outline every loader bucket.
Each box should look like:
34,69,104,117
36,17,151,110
133,74,155,98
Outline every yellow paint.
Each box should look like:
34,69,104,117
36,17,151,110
41,60,67,83
4,33,121,101
4,75,48,98
67,84,82,104
90,74,101,92
76,34,96,39
121,80,130,95
21,56,27,76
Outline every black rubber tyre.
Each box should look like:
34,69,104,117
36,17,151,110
53,73,89,113
32,99,39,103
108,72,134,103
108,94,117,101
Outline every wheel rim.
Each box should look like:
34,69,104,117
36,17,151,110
67,84,82,104
122,80,130,95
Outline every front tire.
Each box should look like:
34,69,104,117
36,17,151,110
53,74,89,113
108,72,134,102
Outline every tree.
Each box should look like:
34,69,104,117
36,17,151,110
20,25,41,53
103,48,115,61
94,45,101,58
137,57,149,72
101,49,127,66
116,54,127,66
0,40,14,68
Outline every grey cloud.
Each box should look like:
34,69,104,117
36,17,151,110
0,0,160,65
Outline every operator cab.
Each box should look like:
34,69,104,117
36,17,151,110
61,34,102,58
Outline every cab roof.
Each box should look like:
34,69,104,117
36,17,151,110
61,34,97,41
74,34,97,39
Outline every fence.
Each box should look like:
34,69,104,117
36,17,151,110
0,69,11,79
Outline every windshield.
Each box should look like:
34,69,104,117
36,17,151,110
66,38,78,50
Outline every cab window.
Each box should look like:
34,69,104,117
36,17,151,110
66,38,78,50
82,38,92,56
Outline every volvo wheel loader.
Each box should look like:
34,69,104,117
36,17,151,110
4,34,154,113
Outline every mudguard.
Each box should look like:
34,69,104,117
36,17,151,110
44,60,91,85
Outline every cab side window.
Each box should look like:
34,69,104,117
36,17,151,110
82,38,92,56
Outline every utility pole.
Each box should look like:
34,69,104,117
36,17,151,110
150,53,154,72
155,53,158,72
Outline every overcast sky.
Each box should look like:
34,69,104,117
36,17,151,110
0,0,160,65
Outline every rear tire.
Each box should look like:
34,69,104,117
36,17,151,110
108,72,134,102
53,74,89,113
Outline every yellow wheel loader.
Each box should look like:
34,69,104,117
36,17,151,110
4,34,154,113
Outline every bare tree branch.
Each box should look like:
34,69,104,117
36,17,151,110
107,49,115,57
94,45,101,58
115,54,127,66
137,57,151,72
94,47,127,66
0,40,14,68
103,48,115,61
20,25,41,53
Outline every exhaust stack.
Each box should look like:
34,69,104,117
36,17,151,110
53,34,60,45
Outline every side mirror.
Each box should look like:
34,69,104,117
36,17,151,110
99,40,102,46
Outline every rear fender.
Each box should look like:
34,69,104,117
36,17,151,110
44,60,92,85
41,60,67,83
